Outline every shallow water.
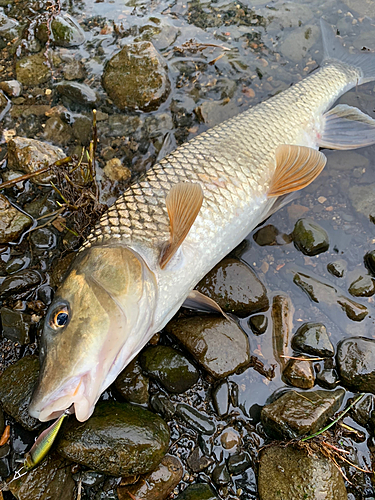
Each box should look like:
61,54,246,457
1,0,375,498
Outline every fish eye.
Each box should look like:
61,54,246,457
50,307,69,329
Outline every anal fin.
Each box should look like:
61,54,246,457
268,145,326,198
319,104,375,150
160,182,204,269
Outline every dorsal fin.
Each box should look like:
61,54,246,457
160,182,204,269
268,145,327,198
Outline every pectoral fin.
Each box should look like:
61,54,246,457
160,182,204,269
183,290,231,320
319,104,375,150
268,145,327,197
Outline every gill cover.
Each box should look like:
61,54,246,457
29,245,157,422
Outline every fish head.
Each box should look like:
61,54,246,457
29,244,157,422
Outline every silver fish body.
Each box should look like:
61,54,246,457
29,21,375,422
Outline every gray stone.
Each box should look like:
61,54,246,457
56,81,98,107
282,359,315,389
348,274,375,297
63,60,86,81
0,194,32,244
140,345,199,393
349,183,375,222
292,218,329,256
256,2,314,29
325,150,369,171
261,388,345,440
1,308,32,344
212,380,229,417
57,401,170,476
337,337,375,394
291,323,334,357
102,42,170,111
114,359,149,405
194,99,239,128
166,316,250,378
16,52,52,86
9,452,75,500
196,257,269,317
0,12,20,41
279,25,320,62
7,137,65,185
0,355,41,431
43,116,73,146
72,115,92,146
258,445,347,500
117,455,183,500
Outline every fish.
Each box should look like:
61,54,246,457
29,20,375,422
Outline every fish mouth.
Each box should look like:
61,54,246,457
29,373,95,422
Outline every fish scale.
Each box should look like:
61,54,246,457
83,62,358,257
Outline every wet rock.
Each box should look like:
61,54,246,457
5,256,29,274
293,271,368,323
103,158,131,182
0,194,32,244
258,444,347,500
349,274,375,297
282,359,315,389
327,260,346,278
63,59,86,81
150,393,176,419
220,428,240,449
72,115,92,145
117,455,183,500
253,224,291,246
176,403,215,435
30,227,56,250
196,257,268,317
0,90,10,120
8,452,75,500
291,323,334,357
212,463,231,486
354,394,375,427
0,12,20,42
56,81,98,107
186,447,214,472
292,218,329,256
52,13,85,47
337,337,375,393
114,359,149,405
272,295,293,370
227,451,251,474
0,79,24,98
1,307,32,344
140,345,198,393
57,401,170,476
76,470,105,487
43,116,73,146
348,183,375,222
248,314,268,335
102,42,170,111
175,484,218,500
279,25,320,62
316,369,339,390
212,380,229,417
7,137,66,185
16,52,52,86
0,355,41,431
166,316,250,378
365,250,375,276
0,269,41,298
261,388,345,439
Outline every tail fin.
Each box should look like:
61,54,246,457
320,19,375,83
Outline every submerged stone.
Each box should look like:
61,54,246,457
316,369,339,390
337,337,375,393
102,42,170,111
292,218,329,256
0,269,41,299
282,359,315,389
7,137,66,184
212,463,231,486
261,388,345,440
365,250,375,276
1,307,32,344
150,393,176,419
327,259,346,278
57,402,170,476
186,447,214,473
350,394,374,428
56,81,98,107
227,451,252,474
348,183,375,223
140,345,198,393
0,194,32,244
114,359,149,405
117,455,183,500
166,316,250,378
176,403,215,435
258,445,347,500
291,323,334,357
0,356,41,431
196,257,269,317
253,224,291,246
248,314,268,335
348,274,375,297
175,484,218,500
9,452,75,500
51,13,85,47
